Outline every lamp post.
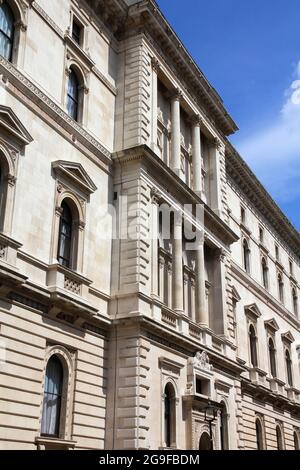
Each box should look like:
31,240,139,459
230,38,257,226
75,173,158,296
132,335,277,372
204,402,219,450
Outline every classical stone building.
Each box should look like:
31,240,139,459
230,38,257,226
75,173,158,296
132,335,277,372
0,0,300,451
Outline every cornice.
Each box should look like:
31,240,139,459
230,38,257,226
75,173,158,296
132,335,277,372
116,1,238,136
113,144,239,247
241,378,300,415
0,56,112,170
226,141,300,259
112,314,246,377
231,261,300,331
30,1,64,39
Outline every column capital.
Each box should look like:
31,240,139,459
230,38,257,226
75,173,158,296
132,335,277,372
190,114,203,127
151,57,160,73
209,136,223,151
151,187,163,205
159,255,165,266
170,88,183,102
214,248,227,263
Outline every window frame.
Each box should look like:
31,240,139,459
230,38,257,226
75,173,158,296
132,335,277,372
0,1,15,62
268,337,277,378
261,256,269,290
255,417,265,450
243,238,251,274
276,424,285,450
249,323,258,368
285,349,293,388
40,346,75,442
41,355,64,438
163,382,177,449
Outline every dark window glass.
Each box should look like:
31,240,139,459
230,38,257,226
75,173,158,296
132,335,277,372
164,385,171,447
243,239,250,273
276,426,283,450
294,432,299,451
278,274,284,303
0,2,14,61
67,69,79,121
72,19,82,45
268,338,277,378
256,419,264,450
262,258,268,290
286,350,293,387
249,325,258,368
41,356,63,437
292,289,298,316
57,201,73,268
164,383,175,448
220,404,228,450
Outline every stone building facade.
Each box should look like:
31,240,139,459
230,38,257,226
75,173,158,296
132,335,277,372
0,0,299,451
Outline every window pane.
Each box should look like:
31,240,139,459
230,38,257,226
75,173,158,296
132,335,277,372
0,3,14,61
58,202,72,267
41,356,63,437
67,70,79,120
72,20,82,45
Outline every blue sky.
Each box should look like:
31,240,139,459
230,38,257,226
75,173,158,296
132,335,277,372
157,0,300,231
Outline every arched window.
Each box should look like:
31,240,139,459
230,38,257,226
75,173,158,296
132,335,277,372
294,431,300,450
261,257,268,290
0,2,14,61
255,418,264,450
278,273,284,303
199,432,211,451
268,338,277,378
285,350,293,387
67,68,80,121
0,149,13,233
41,355,63,437
243,239,250,274
164,383,176,448
57,201,73,268
276,425,284,450
292,288,298,317
220,402,229,450
249,325,258,368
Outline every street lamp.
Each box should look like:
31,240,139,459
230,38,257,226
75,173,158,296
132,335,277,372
204,402,219,450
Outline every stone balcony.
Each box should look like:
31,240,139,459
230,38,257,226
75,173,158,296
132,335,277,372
267,377,285,395
46,263,98,320
249,367,268,386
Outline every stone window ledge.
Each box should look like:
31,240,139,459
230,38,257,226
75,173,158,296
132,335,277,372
35,436,77,450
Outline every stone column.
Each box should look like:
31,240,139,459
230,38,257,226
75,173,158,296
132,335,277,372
192,115,203,195
151,57,160,154
170,90,182,176
172,213,184,312
183,272,189,316
151,190,160,298
209,138,223,219
195,242,209,326
167,260,172,308
191,278,196,322
159,255,165,302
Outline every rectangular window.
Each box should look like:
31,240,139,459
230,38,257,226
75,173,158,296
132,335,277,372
259,226,264,243
72,18,83,46
289,260,293,275
275,244,279,261
241,206,246,224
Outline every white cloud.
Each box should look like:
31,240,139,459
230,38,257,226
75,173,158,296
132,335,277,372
234,61,300,204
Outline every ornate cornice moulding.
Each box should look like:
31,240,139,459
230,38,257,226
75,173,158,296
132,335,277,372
226,142,300,259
